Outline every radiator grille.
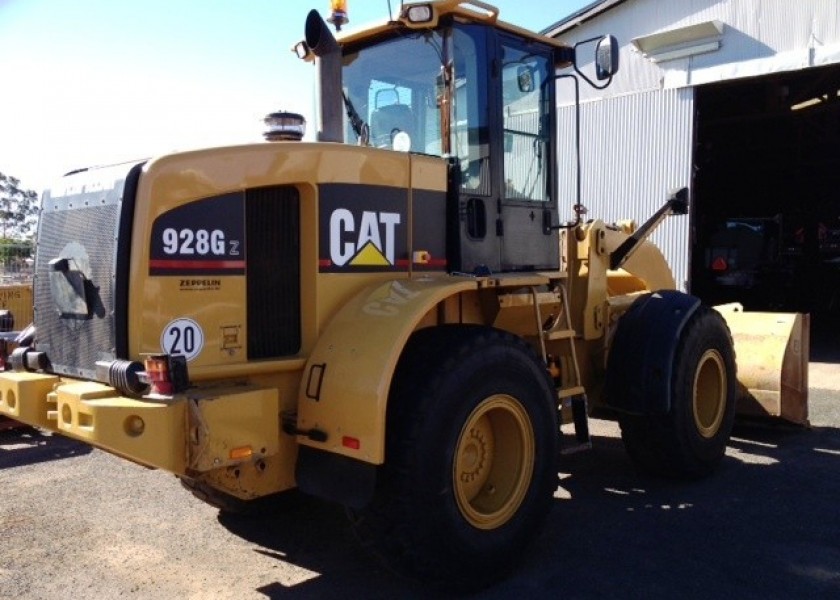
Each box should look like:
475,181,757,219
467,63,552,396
34,203,120,378
246,186,301,359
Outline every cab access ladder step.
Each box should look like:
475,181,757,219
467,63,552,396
561,394,592,455
527,284,592,454
557,385,585,399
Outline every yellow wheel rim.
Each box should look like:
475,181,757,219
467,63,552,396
693,349,727,439
453,394,535,530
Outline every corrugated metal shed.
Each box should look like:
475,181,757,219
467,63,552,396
548,0,840,293
557,87,694,289
553,0,840,99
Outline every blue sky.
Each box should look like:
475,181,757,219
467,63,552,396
0,0,590,191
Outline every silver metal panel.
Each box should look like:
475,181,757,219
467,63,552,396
554,0,840,101
556,87,694,290
550,0,840,292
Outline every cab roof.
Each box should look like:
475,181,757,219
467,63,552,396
336,0,569,51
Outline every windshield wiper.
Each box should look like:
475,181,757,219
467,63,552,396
342,91,370,145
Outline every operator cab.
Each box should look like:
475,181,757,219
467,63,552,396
300,1,617,274
339,6,559,273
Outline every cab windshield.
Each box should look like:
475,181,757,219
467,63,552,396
342,30,446,154
341,24,552,203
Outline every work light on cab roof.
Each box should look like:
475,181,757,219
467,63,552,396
404,3,433,24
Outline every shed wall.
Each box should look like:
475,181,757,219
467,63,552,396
550,0,840,293
555,0,840,102
557,87,695,290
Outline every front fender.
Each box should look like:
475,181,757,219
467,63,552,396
605,290,701,414
295,276,477,465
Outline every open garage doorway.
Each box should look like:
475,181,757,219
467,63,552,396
691,64,840,353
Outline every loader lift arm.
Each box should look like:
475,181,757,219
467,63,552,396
610,187,689,271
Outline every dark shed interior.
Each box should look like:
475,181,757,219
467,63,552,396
692,63,840,350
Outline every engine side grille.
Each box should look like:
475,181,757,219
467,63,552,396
246,186,301,359
34,172,132,378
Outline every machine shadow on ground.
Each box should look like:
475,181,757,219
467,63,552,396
0,426,92,470
215,419,840,599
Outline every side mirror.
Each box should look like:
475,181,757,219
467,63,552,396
595,35,619,80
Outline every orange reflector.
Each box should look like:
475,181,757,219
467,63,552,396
342,436,361,450
229,446,253,461
711,257,728,272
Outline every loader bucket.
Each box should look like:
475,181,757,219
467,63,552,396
714,304,809,426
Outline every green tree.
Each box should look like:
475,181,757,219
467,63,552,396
0,171,39,240
0,171,38,278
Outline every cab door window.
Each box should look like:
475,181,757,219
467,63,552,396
451,26,491,196
501,46,551,202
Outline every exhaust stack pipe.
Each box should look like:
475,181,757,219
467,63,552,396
305,10,343,143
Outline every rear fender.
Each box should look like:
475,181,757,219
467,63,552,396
294,276,476,503
605,290,701,414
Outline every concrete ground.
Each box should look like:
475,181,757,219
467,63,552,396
0,329,837,599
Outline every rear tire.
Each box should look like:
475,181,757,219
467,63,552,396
619,306,736,478
350,325,558,589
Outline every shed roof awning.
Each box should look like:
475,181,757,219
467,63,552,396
632,20,725,63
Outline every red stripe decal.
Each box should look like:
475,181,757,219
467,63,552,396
149,259,246,270
395,259,448,267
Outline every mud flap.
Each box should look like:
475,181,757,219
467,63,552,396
714,304,809,426
296,445,376,509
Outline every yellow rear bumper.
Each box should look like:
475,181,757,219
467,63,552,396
0,371,187,472
0,371,284,484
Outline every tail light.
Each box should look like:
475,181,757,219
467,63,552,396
711,256,728,272
143,354,189,396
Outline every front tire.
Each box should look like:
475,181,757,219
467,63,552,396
619,305,737,478
351,325,558,589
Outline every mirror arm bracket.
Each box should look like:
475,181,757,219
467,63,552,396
554,46,575,67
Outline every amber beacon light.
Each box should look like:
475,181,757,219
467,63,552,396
327,0,348,31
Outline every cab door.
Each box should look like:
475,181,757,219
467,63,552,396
450,24,498,273
447,25,558,274
497,36,559,270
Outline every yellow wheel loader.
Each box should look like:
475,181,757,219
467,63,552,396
0,0,808,588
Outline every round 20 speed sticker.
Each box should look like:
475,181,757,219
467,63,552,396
161,318,205,362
